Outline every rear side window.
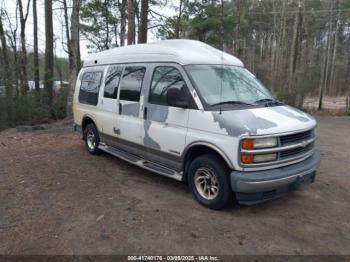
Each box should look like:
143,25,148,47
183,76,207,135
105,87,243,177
149,66,187,105
79,71,103,105
104,65,123,99
119,66,146,102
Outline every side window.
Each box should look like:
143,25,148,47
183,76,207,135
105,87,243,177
104,65,123,99
119,66,146,102
149,66,187,106
79,71,103,105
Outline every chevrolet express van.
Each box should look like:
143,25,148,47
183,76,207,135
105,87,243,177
73,39,320,209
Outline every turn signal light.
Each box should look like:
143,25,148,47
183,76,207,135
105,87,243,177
241,139,254,149
241,154,254,164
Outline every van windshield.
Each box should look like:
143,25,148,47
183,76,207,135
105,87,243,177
185,65,275,107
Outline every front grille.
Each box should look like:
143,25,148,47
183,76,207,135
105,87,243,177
280,130,312,146
280,143,313,158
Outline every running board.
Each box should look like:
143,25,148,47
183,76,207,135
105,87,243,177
98,144,183,181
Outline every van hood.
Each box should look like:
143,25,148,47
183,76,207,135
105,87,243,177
211,105,316,136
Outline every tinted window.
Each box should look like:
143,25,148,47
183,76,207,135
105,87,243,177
104,65,123,99
119,66,146,102
79,71,102,105
149,66,187,105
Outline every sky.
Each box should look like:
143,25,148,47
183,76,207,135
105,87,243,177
1,0,176,59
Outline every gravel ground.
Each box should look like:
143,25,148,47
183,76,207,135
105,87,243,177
0,116,349,255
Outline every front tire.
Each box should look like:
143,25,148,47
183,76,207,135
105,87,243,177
83,123,101,155
188,154,233,210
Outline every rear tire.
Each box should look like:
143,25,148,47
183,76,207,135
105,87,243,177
188,154,233,210
83,123,101,155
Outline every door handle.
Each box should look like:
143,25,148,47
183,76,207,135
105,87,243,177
113,127,120,135
143,107,147,120
119,103,122,114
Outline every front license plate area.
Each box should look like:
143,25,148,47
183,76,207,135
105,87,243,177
291,171,316,191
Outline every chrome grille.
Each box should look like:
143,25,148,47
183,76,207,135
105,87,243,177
280,143,314,159
280,130,313,146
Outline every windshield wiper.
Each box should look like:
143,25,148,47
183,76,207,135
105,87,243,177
254,98,282,106
255,98,275,103
211,101,254,107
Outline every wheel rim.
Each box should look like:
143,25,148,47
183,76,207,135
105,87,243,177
86,130,96,150
194,167,219,200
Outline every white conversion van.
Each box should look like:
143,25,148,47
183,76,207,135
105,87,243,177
73,39,320,209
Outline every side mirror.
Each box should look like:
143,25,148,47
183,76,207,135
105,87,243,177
166,88,189,108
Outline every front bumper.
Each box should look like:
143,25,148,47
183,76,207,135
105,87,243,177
230,151,320,205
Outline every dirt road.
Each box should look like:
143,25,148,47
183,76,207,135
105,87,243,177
0,116,349,255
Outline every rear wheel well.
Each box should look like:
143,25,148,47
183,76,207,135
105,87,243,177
183,145,230,184
82,117,95,137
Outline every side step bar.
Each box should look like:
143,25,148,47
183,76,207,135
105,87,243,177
98,143,183,181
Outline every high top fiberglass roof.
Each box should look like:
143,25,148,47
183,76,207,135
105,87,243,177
83,39,244,67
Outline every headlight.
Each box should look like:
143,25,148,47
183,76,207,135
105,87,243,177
241,137,277,149
240,137,278,164
241,153,277,164
253,153,277,163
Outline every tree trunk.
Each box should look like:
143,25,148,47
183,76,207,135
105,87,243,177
0,14,13,99
44,0,54,106
55,57,63,88
18,0,31,95
138,0,148,43
62,0,73,70
33,0,40,93
9,38,20,97
324,0,334,96
318,47,327,111
104,0,110,49
270,0,278,87
175,0,183,38
127,0,135,45
277,0,287,89
6,2,20,97
119,0,127,46
135,0,140,40
288,1,303,92
234,0,241,54
329,0,340,96
318,25,332,110
66,0,81,117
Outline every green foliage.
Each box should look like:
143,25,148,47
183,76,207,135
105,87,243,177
0,98,10,130
0,88,69,131
80,0,120,52
51,87,69,119
0,47,70,130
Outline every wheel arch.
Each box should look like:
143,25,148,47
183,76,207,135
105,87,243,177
182,142,234,183
82,114,98,135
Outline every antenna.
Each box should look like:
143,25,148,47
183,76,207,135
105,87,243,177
219,0,224,115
